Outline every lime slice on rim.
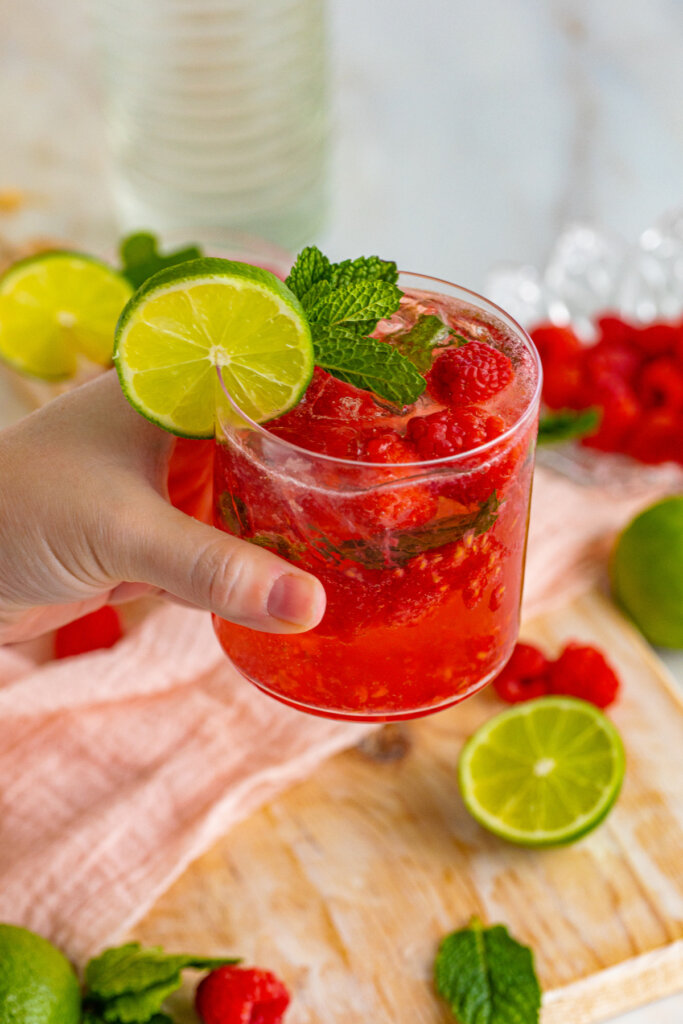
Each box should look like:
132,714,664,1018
0,251,133,379
458,696,625,847
113,257,314,438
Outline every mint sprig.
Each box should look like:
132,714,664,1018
538,407,601,446
394,313,467,372
83,942,239,1023
120,233,203,289
286,246,425,405
435,917,541,1024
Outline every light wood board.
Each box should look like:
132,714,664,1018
133,591,683,1023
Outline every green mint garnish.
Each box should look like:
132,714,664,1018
83,942,239,1023
395,313,467,372
435,917,541,1024
286,246,425,405
537,407,600,446
119,232,203,289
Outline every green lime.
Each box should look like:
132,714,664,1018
113,257,313,438
0,923,81,1024
0,251,133,379
611,495,683,649
458,696,625,847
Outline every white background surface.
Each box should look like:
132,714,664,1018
0,1,681,1020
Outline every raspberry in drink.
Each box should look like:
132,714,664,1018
213,273,541,720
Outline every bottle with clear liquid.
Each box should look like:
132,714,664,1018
91,0,329,250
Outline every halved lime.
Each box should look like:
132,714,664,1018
113,258,313,438
458,696,625,846
0,251,133,379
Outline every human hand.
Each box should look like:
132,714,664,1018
0,371,326,644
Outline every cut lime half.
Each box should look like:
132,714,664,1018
113,258,314,438
458,696,625,847
0,250,133,379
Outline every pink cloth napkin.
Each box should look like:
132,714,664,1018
0,465,676,963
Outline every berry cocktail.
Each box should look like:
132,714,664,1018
213,272,541,720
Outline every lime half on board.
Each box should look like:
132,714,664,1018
113,258,314,438
458,696,625,847
0,251,133,379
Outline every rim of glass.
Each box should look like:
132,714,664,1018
215,271,543,469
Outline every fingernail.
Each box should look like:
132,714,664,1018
267,574,323,626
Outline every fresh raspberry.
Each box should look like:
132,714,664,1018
581,381,641,452
547,642,620,708
427,341,513,406
595,315,635,347
311,371,385,423
530,324,584,409
630,322,680,357
493,674,549,703
583,339,640,393
637,357,683,411
54,606,123,659
195,966,290,1024
407,408,504,460
363,431,418,464
626,408,683,465
492,641,550,703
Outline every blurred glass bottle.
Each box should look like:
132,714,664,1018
91,0,329,249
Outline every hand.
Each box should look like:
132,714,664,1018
0,371,326,644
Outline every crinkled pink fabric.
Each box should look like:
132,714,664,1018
0,466,673,963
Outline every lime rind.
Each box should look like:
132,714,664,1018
458,696,625,847
113,258,313,439
0,250,133,380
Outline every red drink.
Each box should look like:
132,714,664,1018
213,275,541,721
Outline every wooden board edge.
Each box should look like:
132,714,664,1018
541,940,683,1024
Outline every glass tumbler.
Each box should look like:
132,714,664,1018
213,276,542,721
90,0,329,249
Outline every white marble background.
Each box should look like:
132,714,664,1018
0,1,681,1021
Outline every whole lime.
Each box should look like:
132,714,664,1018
0,924,81,1024
611,495,683,648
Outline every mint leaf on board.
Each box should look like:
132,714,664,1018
435,917,541,1024
119,232,203,289
313,326,425,405
537,407,601,446
84,942,239,1024
394,313,466,372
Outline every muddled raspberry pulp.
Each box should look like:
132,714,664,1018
214,285,540,719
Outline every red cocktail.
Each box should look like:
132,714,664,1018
213,274,541,721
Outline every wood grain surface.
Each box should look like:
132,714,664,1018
133,590,683,1023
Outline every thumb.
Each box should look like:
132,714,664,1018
114,493,326,634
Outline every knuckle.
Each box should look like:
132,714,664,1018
191,539,249,611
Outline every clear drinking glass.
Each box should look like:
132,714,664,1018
90,0,329,249
213,275,542,721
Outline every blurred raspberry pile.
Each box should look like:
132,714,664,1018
531,315,683,465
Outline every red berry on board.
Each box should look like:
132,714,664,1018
54,605,123,659
626,408,683,466
630,322,681,357
195,966,291,1024
547,642,620,708
491,641,550,703
637,357,683,412
427,341,513,406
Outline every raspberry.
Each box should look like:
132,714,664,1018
581,381,641,452
631,322,680,357
492,641,550,703
595,315,634,347
547,642,620,708
363,431,418,464
637,357,683,411
195,966,290,1024
530,324,584,409
427,341,513,406
54,606,123,659
626,408,683,465
407,408,504,460
348,431,438,531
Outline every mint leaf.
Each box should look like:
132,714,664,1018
394,314,465,372
328,255,398,287
285,245,331,298
308,280,402,328
313,326,425,405
84,942,239,1024
538,407,600,446
435,917,541,1024
119,232,202,289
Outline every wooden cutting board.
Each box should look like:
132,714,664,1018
133,591,683,1023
